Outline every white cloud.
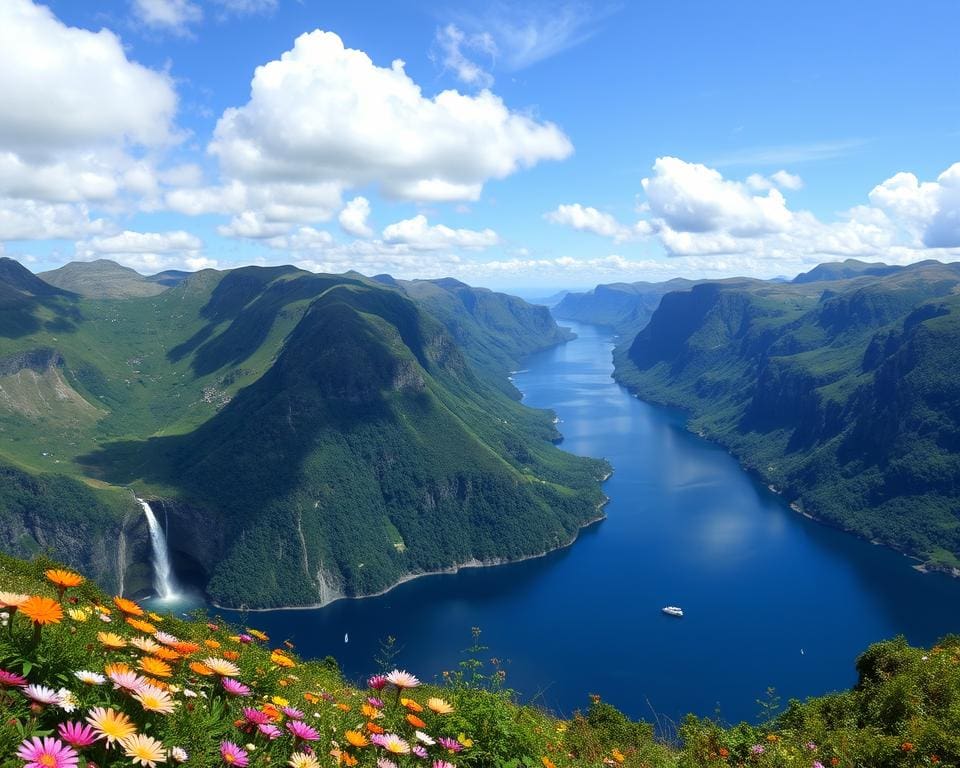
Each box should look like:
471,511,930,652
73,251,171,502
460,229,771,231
434,24,496,88
869,163,960,248
0,199,108,240
209,30,571,204
746,170,804,192
75,229,213,272
545,203,650,242
132,0,202,36
217,211,292,239
166,180,343,222
211,0,277,15
382,214,499,250
338,196,373,238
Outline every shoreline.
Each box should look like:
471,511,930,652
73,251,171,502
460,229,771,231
212,509,608,613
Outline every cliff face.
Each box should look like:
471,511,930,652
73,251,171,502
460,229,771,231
615,261,960,571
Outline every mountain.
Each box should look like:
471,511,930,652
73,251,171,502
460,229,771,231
0,259,607,607
39,259,172,298
553,279,699,338
614,260,960,572
792,258,904,284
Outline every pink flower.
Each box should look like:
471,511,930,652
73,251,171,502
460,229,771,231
22,684,61,705
222,678,252,696
238,634,254,644
367,696,384,708
282,705,305,719
16,737,79,768
386,669,420,689
377,760,398,768
0,668,27,687
57,721,99,748
368,674,388,690
220,741,249,767
412,745,428,759
242,707,270,725
286,720,320,741
257,723,282,740
437,738,463,753
433,761,456,768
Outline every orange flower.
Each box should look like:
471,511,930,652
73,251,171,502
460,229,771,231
105,662,132,676
406,714,426,729
139,657,173,678
902,743,915,752
304,693,320,704
20,595,63,625
401,697,424,713
262,704,283,721
336,702,351,712
365,722,384,735
45,569,84,589
189,662,214,677
361,703,382,719
223,650,240,661
271,651,295,668
152,647,181,661
126,618,157,634
542,758,557,768
719,747,730,758
113,596,144,616
345,730,369,748
143,677,171,690
173,641,201,656
342,753,358,767
98,632,127,649
611,748,625,763
204,639,221,649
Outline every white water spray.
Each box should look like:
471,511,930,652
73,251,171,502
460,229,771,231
138,498,178,600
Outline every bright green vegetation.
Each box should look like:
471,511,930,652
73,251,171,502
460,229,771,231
614,260,960,572
4,552,960,768
0,258,606,608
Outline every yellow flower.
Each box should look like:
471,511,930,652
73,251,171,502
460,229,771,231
246,628,269,641
345,730,369,747
121,733,167,767
97,631,127,649
271,695,290,707
86,706,137,745
289,754,321,768
67,608,90,622
139,657,173,678
458,733,474,748
203,657,241,677
133,684,176,714
612,748,625,763
427,697,454,715
126,617,157,634
271,651,295,668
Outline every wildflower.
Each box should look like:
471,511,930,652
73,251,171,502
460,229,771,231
242,707,270,724
368,674,388,690
386,669,420,689
173,641,201,655
0,591,29,609
66,608,89,622
113,596,145,616
182,688,198,698
345,730,370,747
378,760,398,768
412,746,428,759
611,748,626,763
401,697,424,712
16,736,79,768
170,747,189,762
362,703,383,718
20,595,63,625
58,721,98,748
258,724,282,740
367,696,385,708
438,738,463,754
457,733,473,748
271,651,296,668
0,668,28,686
139,657,173,678
109,668,148,693
205,639,222,649
287,720,320,741
813,762,825,768
23,684,62,705
434,762,456,768
289,754,321,768
541,759,556,768
56,687,78,712
45,569,84,600
750,745,764,755
223,678,252,696
238,634,254,644
86,706,137,745
415,731,435,746
377,734,411,755
807,742,818,751
127,618,158,634
246,628,269,641
427,697,453,715
134,684,177,714
131,637,162,654
203,657,240,677
223,650,240,661
407,714,427,729
366,722,385,734
220,741,249,767
282,705,305,719
342,754,358,767
98,631,127,649
902,743,915,752
154,630,180,646
189,661,214,676
121,734,167,768
336,702,351,711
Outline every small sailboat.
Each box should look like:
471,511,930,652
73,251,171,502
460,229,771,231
344,632,349,643
661,606,684,617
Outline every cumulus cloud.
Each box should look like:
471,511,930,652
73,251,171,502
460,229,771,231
545,203,651,242
217,211,292,239
382,214,499,250
0,199,108,241
746,170,804,192
75,229,213,272
869,162,960,248
338,196,373,238
132,0,202,36
209,30,571,204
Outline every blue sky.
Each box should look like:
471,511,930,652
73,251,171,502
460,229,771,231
2,0,959,293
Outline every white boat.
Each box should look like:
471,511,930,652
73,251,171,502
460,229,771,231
344,633,349,643
661,606,684,617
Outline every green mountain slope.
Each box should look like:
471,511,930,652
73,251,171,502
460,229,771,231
0,259,607,607
614,261,960,571
39,259,172,298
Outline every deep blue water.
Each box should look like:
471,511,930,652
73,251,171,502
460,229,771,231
174,322,960,724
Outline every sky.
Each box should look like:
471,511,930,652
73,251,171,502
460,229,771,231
1,0,959,294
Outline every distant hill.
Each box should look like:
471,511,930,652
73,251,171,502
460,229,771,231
615,260,960,573
792,258,904,284
0,260,606,607
39,259,172,298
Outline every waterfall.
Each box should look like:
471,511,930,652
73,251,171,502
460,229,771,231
137,498,178,600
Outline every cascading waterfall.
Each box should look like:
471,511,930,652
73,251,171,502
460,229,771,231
137,498,179,600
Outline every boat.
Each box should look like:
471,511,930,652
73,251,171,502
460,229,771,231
661,606,684,617
344,633,349,643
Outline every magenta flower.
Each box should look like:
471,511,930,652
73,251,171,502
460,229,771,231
412,745,428,759
368,674,388,690
222,678,252,696
287,720,320,741
242,707,270,724
367,696,384,708
282,705,305,719
16,736,79,768
750,745,765,755
238,634,254,644
0,668,27,687
257,723,282,740
220,741,249,767
433,761,456,768
437,738,463,753
57,721,98,748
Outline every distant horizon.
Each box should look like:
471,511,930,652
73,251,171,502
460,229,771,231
1,1,958,290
